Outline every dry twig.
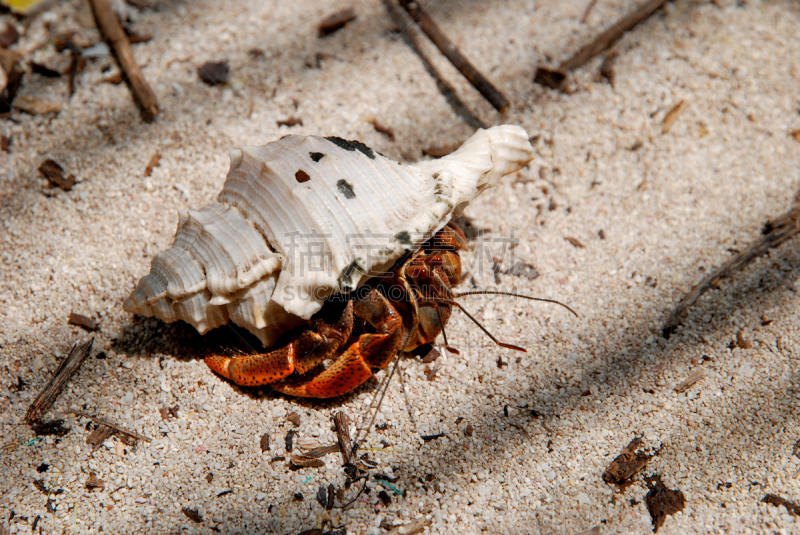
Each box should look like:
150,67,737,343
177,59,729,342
382,0,484,129
89,0,159,118
333,411,355,467
72,410,152,442
396,0,508,113
25,339,93,424
663,193,800,337
535,0,671,89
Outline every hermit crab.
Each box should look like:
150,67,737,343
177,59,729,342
125,125,561,397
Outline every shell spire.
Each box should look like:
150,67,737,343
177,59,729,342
124,125,533,344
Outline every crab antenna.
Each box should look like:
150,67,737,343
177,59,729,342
454,290,578,317
442,299,527,353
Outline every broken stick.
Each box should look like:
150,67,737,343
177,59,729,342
72,410,152,443
535,0,671,89
89,0,159,118
333,411,355,467
397,0,508,113
25,339,94,424
663,192,800,337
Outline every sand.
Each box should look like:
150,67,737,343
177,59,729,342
2,0,800,533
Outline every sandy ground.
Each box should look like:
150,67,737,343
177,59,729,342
2,0,800,533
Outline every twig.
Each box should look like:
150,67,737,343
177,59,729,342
25,339,93,424
396,0,509,113
663,193,800,337
71,410,152,443
333,411,355,467
535,0,671,89
89,0,159,119
385,519,432,535
674,369,705,393
581,0,599,24
382,0,485,129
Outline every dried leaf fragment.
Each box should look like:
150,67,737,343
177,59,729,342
14,95,62,115
603,436,657,488
287,412,301,426
421,346,440,364
144,152,161,177
85,471,105,489
198,60,229,85
290,453,326,468
736,330,753,349
31,420,70,436
644,475,685,532
39,159,75,191
662,100,688,134
318,7,357,36
504,261,540,280
259,433,270,453
790,130,800,143
384,519,432,535
182,507,203,523
69,312,99,331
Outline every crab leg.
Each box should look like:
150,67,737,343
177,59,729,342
205,301,354,388
271,289,404,398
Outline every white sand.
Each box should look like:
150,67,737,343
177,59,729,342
2,0,800,533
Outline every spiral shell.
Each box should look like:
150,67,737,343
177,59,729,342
124,125,534,345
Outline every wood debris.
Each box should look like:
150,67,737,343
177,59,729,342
85,471,105,489
68,312,99,331
535,0,671,89
644,475,685,532
564,236,585,248
198,60,229,86
73,411,152,443
762,493,800,516
384,519,432,535
580,0,599,23
603,436,658,489
158,404,179,420
318,7,357,37
181,507,203,523
333,411,355,466
31,420,70,436
662,100,688,134
421,346,440,364
259,433,270,453
25,339,93,424
367,117,395,140
89,0,159,118
290,453,326,468
14,95,62,115
736,331,753,349
277,116,302,127
0,47,23,113
287,412,301,426
674,369,705,393
143,152,161,177
599,50,619,86
663,190,800,337
397,0,508,112
39,159,75,191
302,444,340,459
86,424,115,451
504,261,540,280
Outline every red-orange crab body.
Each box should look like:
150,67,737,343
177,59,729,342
205,223,468,398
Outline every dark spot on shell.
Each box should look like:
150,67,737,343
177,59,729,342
325,136,376,159
394,231,411,245
310,152,325,162
295,169,311,183
337,179,356,199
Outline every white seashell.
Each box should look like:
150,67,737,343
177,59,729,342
124,125,534,345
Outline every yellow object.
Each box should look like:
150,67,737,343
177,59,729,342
0,0,51,14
